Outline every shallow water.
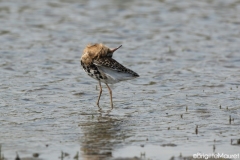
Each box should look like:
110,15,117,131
0,0,240,160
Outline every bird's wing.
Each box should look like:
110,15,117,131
93,58,139,76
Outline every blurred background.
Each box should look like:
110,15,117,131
0,0,240,159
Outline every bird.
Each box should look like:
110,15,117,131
80,43,139,108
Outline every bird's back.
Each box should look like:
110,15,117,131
94,58,139,84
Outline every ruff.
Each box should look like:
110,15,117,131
80,43,139,108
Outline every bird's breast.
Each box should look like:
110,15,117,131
81,60,105,81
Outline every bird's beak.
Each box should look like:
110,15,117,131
111,45,122,52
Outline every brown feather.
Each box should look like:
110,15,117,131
81,43,111,65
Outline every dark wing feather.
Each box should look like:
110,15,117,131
93,58,139,77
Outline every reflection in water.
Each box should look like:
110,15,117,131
79,110,127,160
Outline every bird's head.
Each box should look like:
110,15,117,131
81,43,122,65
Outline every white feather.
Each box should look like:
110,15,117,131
97,66,137,84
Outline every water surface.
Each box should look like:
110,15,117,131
0,0,240,159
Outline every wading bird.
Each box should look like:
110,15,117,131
80,43,139,108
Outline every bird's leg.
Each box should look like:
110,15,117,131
105,83,113,108
97,81,102,107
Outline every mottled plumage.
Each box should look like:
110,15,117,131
80,43,139,108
